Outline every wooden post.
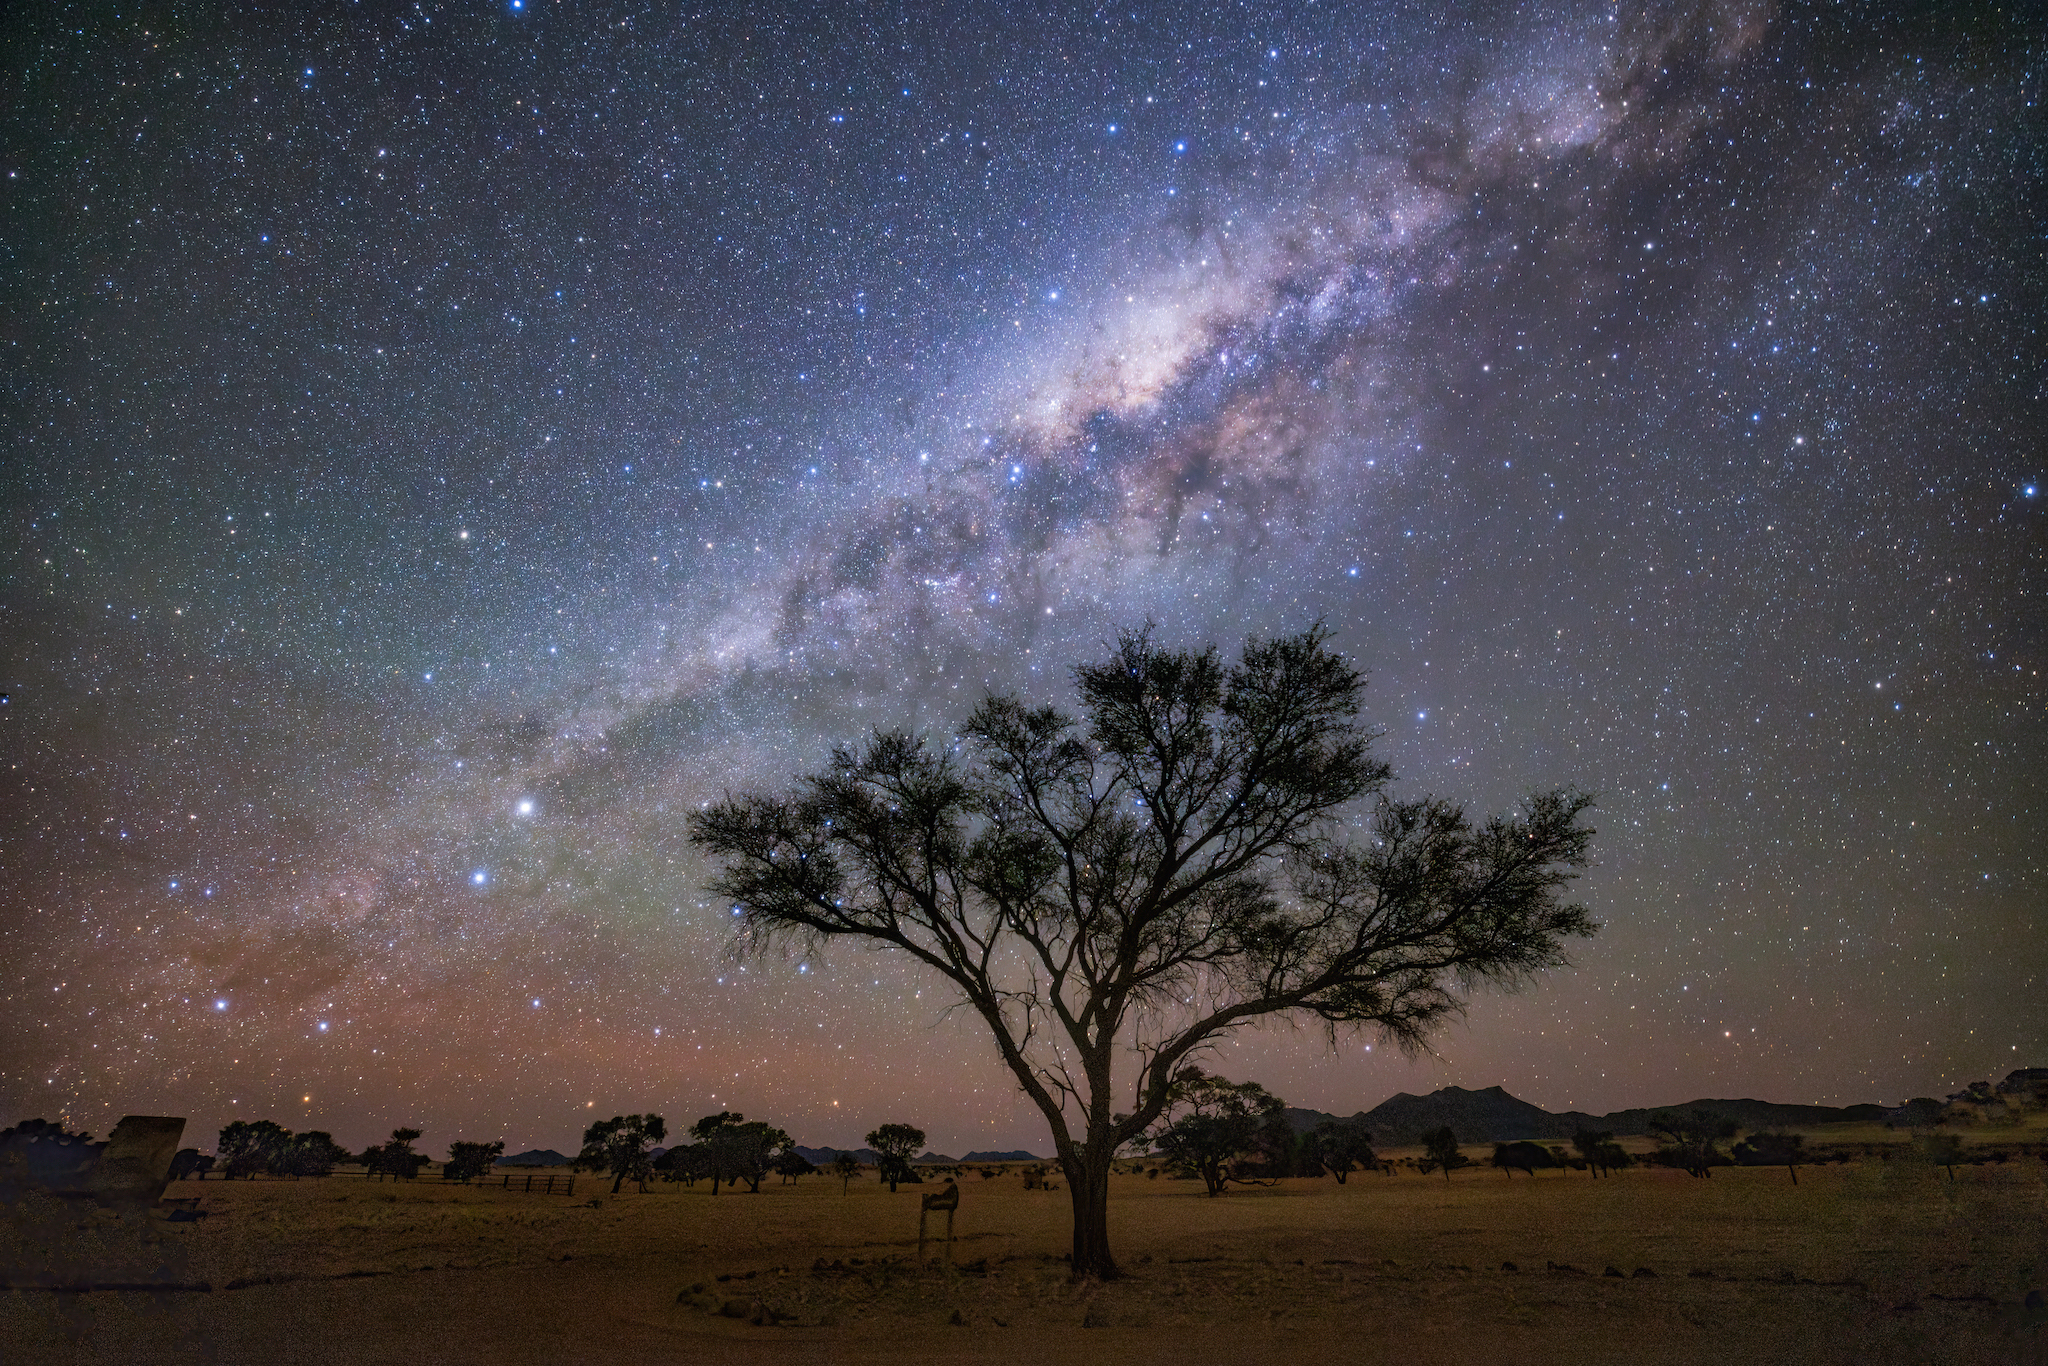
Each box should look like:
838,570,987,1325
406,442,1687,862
918,1180,960,1265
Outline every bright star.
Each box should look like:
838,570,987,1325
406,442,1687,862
471,869,489,885
517,799,535,816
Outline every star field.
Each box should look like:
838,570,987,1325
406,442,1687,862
2,1,2041,1156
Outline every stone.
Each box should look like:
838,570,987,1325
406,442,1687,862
90,1116,186,1208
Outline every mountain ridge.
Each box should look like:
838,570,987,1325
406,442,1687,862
1284,1084,1897,1144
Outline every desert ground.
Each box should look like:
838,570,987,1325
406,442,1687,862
5,1129,2045,1365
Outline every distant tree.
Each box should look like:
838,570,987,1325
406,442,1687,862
274,1130,350,1178
653,1142,710,1187
1306,1117,1377,1184
774,1149,817,1184
169,1148,213,1181
1571,1128,1630,1177
712,1117,793,1193
1649,1110,1737,1178
0,1118,93,1144
575,1114,666,1194
217,1120,293,1179
1912,1131,1965,1182
1732,1131,1807,1185
690,626,1599,1279
1419,1127,1471,1181
1151,1071,1287,1197
445,1140,506,1183
367,1127,428,1180
831,1150,862,1194
1492,1140,1559,1178
865,1124,927,1192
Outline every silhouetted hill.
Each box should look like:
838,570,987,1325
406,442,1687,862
499,1149,570,1167
1285,1087,1893,1144
962,1150,1044,1162
793,1145,877,1165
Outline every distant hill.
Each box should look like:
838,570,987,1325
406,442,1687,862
790,1145,965,1165
499,1149,570,1167
962,1150,1043,1162
1285,1085,1892,1145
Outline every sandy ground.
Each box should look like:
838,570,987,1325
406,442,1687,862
5,1147,2045,1365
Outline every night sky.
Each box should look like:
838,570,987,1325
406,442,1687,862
3,2,2041,1159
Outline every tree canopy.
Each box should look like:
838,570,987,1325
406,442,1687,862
1650,1110,1737,1178
691,625,1597,1278
1420,1126,1471,1181
1151,1070,1287,1196
445,1140,506,1183
1305,1116,1378,1183
575,1114,666,1193
865,1124,926,1191
687,1112,792,1194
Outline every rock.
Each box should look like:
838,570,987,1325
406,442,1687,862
1632,1267,1657,1279
1501,1261,1518,1272
720,1298,750,1318
2025,1289,2044,1311
949,1309,966,1326
1604,1266,1625,1278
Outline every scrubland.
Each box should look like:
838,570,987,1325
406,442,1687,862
4,1128,2045,1365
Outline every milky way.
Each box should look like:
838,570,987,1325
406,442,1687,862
3,1,2041,1156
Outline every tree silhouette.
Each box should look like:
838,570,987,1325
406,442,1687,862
1,1118,92,1144
1152,1070,1286,1196
1732,1131,1806,1185
366,1127,428,1180
691,625,1598,1278
169,1148,212,1181
575,1114,666,1193
654,1142,711,1187
1420,1126,1470,1181
217,1120,292,1179
1305,1117,1378,1184
864,1124,926,1192
831,1150,862,1193
1650,1110,1737,1178
775,1149,818,1183
445,1140,506,1183
1571,1127,1629,1177
274,1130,350,1178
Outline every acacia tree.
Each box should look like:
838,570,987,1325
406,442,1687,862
1307,1117,1378,1183
690,626,1596,1279
445,1140,506,1183
367,1127,427,1180
1420,1126,1471,1181
575,1114,666,1194
1151,1071,1286,1196
1732,1130,1805,1185
1650,1110,1737,1179
864,1124,926,1191
217,1120,292,1179
830,1150,862,1194
1571,1127,1627,1177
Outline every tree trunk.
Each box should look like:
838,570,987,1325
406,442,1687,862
1064,1145,1119,1281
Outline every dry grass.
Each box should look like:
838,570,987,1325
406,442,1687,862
5,1134,2046,1365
